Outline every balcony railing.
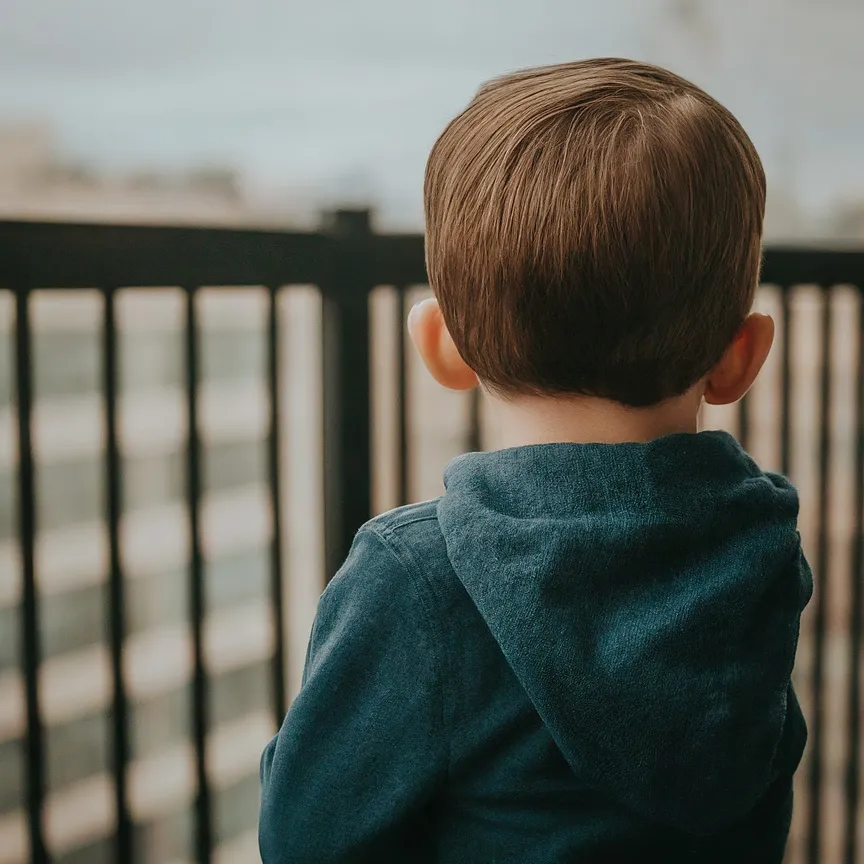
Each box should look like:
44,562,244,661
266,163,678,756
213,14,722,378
1,212,863,864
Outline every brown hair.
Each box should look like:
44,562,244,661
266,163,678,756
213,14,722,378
424,58,766,406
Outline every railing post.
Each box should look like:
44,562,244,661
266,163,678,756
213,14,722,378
14,288,48,864
103,286,132,863
321,210,374,581
185,286,211,864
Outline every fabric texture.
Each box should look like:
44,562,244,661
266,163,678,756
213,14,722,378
259,431,812,863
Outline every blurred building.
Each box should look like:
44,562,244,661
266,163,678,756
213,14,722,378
0,124,295,227
829,201,864,244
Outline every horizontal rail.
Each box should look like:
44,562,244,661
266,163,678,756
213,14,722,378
0,218,427,290
1,218,863,294
761,248,864,287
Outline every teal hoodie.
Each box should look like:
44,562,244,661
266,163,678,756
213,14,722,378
260,431,812,863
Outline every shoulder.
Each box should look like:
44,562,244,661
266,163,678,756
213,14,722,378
322,499,450,620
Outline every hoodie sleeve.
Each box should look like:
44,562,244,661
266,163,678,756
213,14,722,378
258,526,448,863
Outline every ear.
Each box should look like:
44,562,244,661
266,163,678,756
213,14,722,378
704,313,775,406
407,297,478,391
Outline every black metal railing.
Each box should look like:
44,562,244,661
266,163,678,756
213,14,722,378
1,212,863,864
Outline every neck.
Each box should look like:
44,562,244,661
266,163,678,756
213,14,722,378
486,391,702,450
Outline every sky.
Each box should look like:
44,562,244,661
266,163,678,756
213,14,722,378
0,0,862,228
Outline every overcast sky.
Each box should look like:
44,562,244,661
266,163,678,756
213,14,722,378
0,0,862,227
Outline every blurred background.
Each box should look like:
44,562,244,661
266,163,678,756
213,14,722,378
1,0,864,237
1,1,863,862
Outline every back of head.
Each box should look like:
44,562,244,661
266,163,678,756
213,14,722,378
424,58,766,407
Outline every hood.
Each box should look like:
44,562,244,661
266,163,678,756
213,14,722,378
437,431,812,834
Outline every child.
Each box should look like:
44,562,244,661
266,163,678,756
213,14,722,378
259,58,812,863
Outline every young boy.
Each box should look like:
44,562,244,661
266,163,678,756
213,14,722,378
259,58,812,863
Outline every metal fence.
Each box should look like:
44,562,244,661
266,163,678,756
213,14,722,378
0,211,863,863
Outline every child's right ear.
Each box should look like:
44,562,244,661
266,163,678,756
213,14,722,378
407,298,478,391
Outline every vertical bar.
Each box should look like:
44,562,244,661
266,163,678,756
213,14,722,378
738,391,750,452
780,288,793,478
807,286,832,864
267,286,287,725
397,288,409,507
14,289,48,864
322,211,373,580
844,293,864,863
103,287,132,861
467,388,481,453
185,288,211,864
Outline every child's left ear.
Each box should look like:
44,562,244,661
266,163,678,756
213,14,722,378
407,297,479,391
703,313,775,406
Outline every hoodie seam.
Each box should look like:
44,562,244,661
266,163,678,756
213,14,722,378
370,509,441,534
361,522,454,780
